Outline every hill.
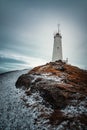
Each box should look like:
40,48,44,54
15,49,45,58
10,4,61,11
16,60,87,129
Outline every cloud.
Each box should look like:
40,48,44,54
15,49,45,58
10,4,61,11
0,0,87,70
0,50,47,67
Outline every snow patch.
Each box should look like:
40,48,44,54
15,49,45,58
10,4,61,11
31,73,63,83
61,94,87,117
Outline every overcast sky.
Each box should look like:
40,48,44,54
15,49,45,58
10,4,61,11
0,0,87,68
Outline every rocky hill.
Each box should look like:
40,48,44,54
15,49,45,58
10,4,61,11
16,60,87,129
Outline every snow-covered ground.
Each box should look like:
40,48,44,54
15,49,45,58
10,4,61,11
0,70,54,130
0,70,87,130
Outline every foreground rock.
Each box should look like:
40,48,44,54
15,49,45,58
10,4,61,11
16,60,87,129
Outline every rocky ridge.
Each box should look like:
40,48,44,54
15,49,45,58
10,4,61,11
16,60,87,129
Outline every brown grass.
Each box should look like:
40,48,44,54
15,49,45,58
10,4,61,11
29,61,87,95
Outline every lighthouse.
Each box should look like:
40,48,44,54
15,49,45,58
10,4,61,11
52,25,63,62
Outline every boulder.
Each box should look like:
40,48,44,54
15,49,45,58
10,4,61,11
15,74,33,89
31,80,69,109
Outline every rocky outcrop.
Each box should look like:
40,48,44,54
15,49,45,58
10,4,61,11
16,74,34,89
15,60,87,129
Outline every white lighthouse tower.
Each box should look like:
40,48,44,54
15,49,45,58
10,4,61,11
52,25,63,62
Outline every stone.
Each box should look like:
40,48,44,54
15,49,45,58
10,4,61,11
15,74,33,89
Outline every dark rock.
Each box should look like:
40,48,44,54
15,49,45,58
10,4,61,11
49,110,66,125
56,66,66,71
25,88,31,95
78,114,87,126
34,77,43,83
33,82,68,109
55,60,62,63
40,88,67,109
15,74,33,89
